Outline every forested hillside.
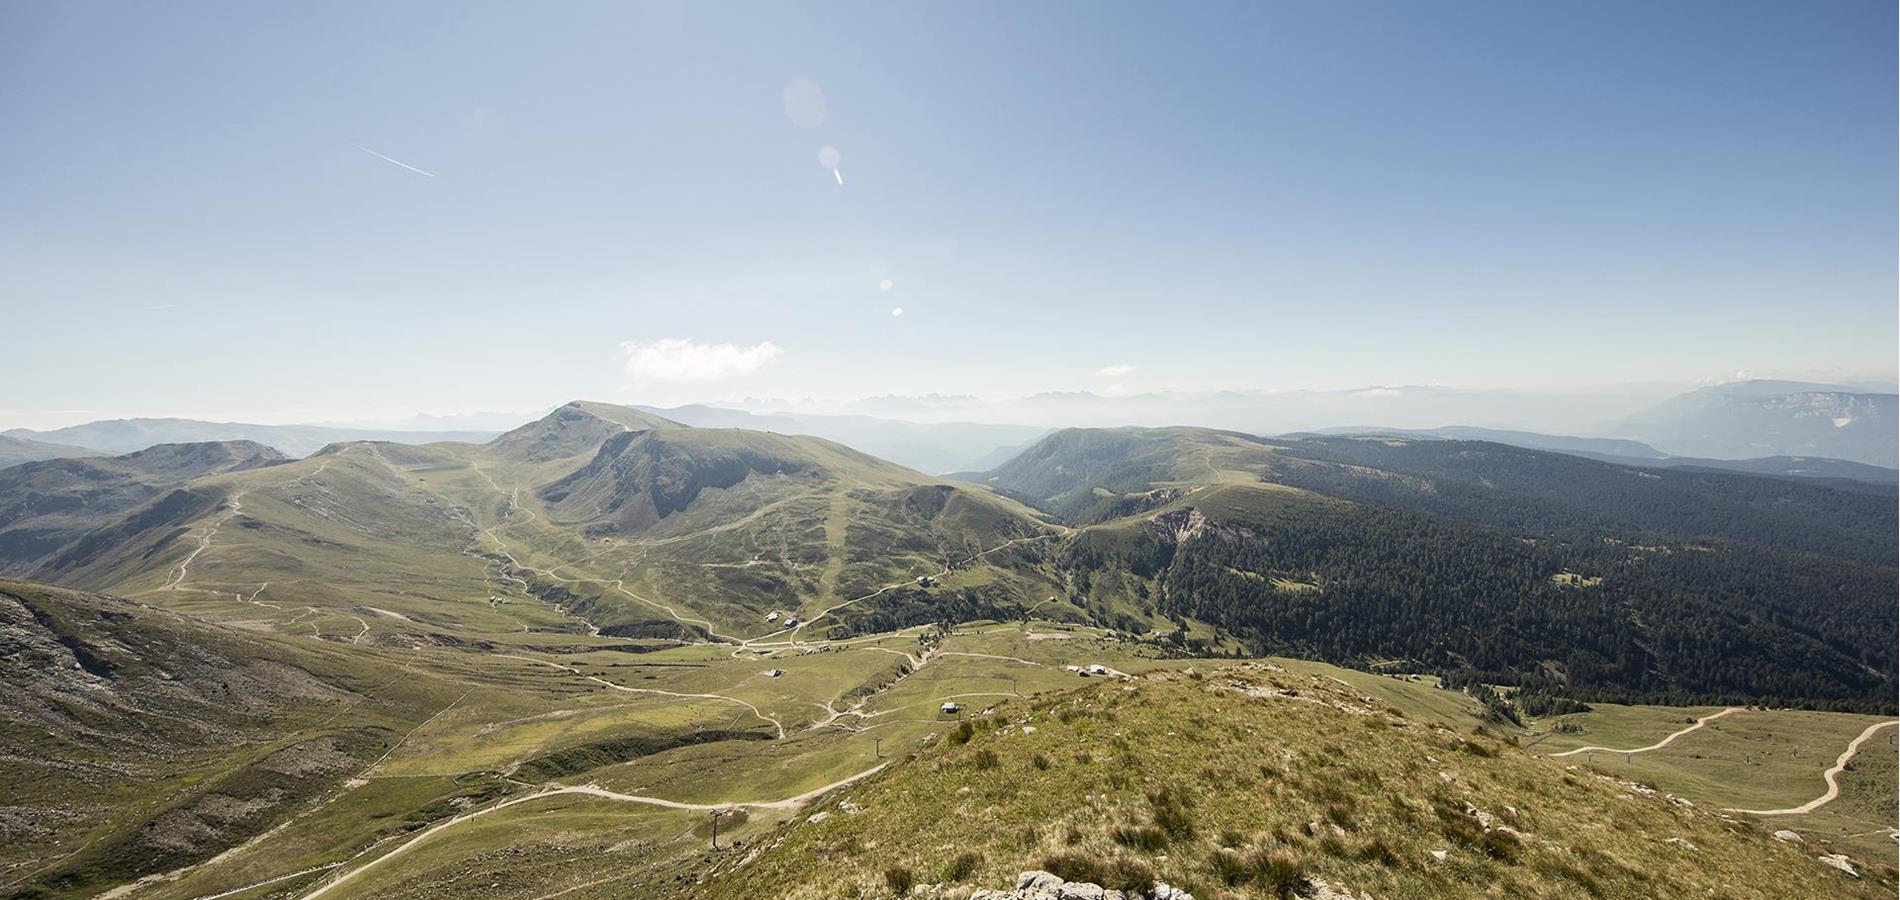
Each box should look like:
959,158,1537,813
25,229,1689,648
1270,436,1897,564
984,427,1899,712
1065,486,1895,710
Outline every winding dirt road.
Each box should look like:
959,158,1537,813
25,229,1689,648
295,765,886,900
493,654,785,739
1547,707,1745,758
1726,720,1898,816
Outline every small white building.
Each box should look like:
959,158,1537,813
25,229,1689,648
764,668,784,678
1088,664,1109,675
939,702,962,714
765,611,780,622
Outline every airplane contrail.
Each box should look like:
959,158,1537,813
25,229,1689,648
355,144,436,177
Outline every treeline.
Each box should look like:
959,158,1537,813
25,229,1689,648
833,587,1024,638
1441,669,1590,724
1065,497,1897,713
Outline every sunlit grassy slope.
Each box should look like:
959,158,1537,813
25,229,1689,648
5,406,1894,899
7,581,1890,900
0,578,476,898
31,403,1068,645
697,667,1891,900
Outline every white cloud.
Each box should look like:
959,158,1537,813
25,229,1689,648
890,307,905,317
1094,364,1136,377
620,338,782,382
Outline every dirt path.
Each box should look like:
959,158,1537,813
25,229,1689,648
493,654,785,739
363,689,473,775
934,650,1046,668
296,766,886,900
467,462,736,642
1547,707,1746,758
156,496,246,592
191,863,345,900
1726,720,1898,816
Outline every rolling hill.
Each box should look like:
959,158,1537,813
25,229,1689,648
0,441,288,575
1266,435,1898,565
0,404,1892,898
5,418,500,458
1315,425,1899,485
0,434,101,470
973,427,1898,709
12,402,1063,645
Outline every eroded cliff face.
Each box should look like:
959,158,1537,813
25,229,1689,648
1147,507,1206,544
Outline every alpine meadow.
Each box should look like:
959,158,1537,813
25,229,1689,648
3,3,1896,900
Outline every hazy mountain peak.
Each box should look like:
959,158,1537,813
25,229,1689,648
485,401,684,464
560,400,686,431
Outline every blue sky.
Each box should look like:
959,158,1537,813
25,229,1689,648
2,0,1893,425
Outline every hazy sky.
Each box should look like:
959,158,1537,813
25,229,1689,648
3,1,1894,426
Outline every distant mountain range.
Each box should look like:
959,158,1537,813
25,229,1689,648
3,418,502,458
1611,380,1897,468
6,378,1893,479
1313,425,1897,486
0,408,1042,475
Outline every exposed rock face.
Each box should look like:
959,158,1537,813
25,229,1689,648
965,870,1192,900
1147,507,1206,544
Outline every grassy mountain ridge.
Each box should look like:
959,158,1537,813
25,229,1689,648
12,403,1061,643
980,426,1895,562
484,402,682,464
0,435,102,470
5,420,498,459
1313,425,1900,485
985,427,1897,709
1269,436,1897,565
539,427,902,534
0,441,289,576
698,667,1891,899
964,427,1275,520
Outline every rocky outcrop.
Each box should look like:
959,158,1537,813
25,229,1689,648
1146,507,1206,544
968,870,1191,900
1818,854,1860,878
